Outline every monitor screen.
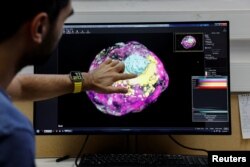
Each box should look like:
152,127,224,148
34,21,231,135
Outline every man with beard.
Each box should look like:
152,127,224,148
0,0,136,166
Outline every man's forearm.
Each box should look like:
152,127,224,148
7,74,74,101
7,59,137,101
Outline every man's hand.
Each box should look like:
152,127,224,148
83,58,137,94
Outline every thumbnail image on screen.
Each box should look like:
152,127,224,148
175,33,204,52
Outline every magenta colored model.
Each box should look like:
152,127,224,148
87,41,169,116
181,35,197,49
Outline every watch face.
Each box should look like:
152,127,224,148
70,71,82,82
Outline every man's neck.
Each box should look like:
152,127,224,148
0,40,23,90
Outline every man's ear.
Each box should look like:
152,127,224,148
30,13,49,44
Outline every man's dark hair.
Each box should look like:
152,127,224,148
0,0,69,43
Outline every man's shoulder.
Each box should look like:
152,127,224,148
0,126,35,167
0,91,34,136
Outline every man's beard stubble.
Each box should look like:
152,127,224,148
16,48,55,73
16,29,59,72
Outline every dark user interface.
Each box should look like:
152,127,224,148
34,22,230,134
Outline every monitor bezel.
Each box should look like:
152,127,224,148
34,20,231,135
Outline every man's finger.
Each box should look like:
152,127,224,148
118,73,137,80
104,58,112,64
110,59,120,67
114,62,125,73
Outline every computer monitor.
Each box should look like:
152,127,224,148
34,21,231,135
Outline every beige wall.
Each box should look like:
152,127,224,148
14,93,250,158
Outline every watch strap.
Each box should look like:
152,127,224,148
73,81,82,93
69,71,83,94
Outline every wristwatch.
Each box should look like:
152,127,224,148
69,71,83,93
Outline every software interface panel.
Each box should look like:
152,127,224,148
34,22,230,134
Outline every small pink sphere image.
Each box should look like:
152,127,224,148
86,41,169,116
181,35,197,49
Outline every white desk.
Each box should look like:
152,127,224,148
36,158,76,167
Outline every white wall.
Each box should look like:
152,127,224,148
71,0,250,40
21,0,250,92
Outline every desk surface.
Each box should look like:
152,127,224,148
36,158,76,167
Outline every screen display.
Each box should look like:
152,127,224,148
34,21,231,134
